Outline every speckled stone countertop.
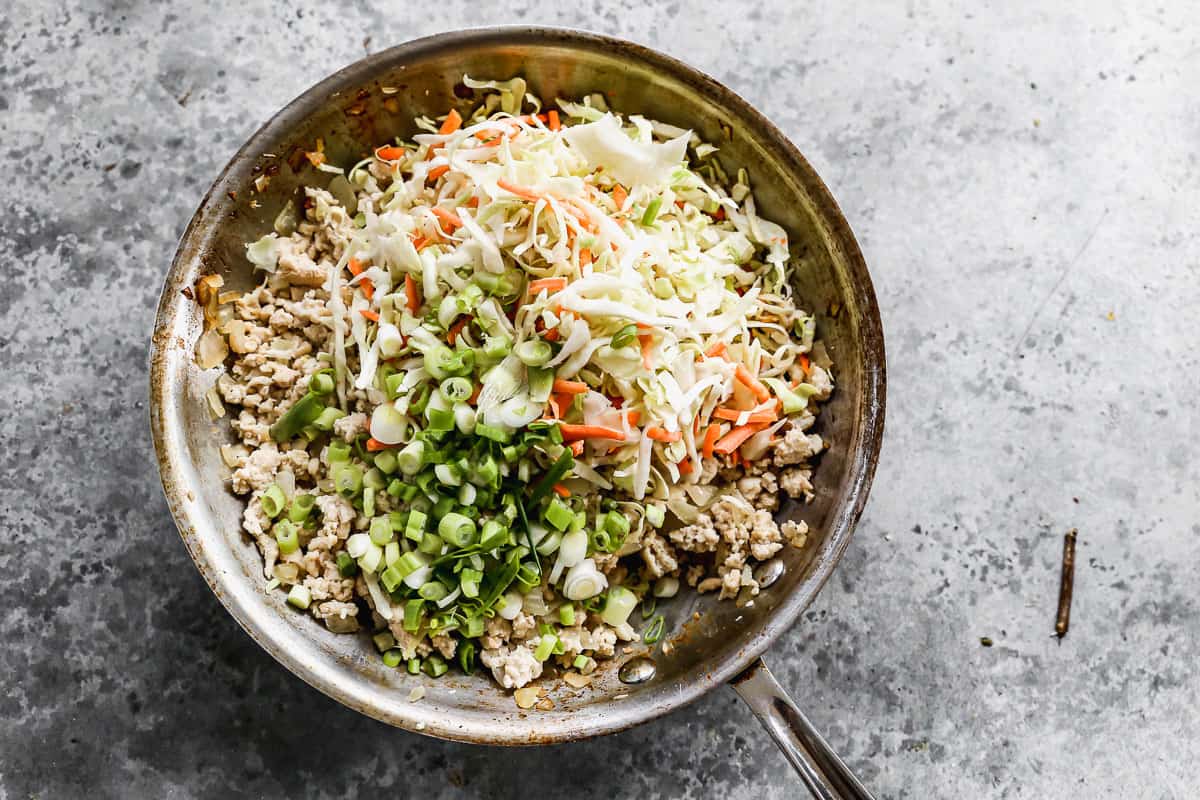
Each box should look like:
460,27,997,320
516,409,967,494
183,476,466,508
3,2,1197,797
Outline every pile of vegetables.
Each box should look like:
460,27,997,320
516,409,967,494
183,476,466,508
243,76,824,679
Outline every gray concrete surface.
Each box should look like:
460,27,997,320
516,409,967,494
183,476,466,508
2,1,1197,797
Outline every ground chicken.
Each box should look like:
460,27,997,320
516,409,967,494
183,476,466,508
781,519,810,548
230,443,283,494
481,616,512,650
431,633,458,659
773,428,824,467
275,236,329,287
241,496,277,578
748,509,784,561
806,365,834,400
738,472,779,511
589,626,618,658
333,412,369,442
669,514,719,553
510,612,537,641
686,564,706,586
314,494,356,543
640,531,678,578
481,645,543,689
387,625,433,659
779,467,815,501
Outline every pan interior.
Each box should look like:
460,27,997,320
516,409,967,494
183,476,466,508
150,27,884,745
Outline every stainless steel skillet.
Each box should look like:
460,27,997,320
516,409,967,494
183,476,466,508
149,27,885,799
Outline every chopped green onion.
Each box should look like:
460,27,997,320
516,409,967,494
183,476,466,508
464,614,485,638
403,599,424,632
425,346,460,380
643,614,666,644
440,376,473,404
373,449,398,474
601,586,638,627
434,463,463,487
384,372,406,400
260,484,286,519
533,634,557,662
397,440,426,475
482,334,511,359
460,568,483,598
311,406,346,431
309,369,335,396
286,584,311,609
515,339,553,366
380,565,405,593
395,550,428,578
333,463,364,498
479,519,509,549
527,366,554,403
641,196,662,226
382,649,403,668
407,657,422,674
474,422,511,443
368,516,393,546
270,393,325,442
287,493,316,523
459,640,477,673
641,597,658,619
273,521,299,554
645,503,665,528
611,323,638,349
426,406,455,432
559,604,576,626
604,510,631,538
358,542,383,574
422,654,448,678
439,513,478,547
418,532,444,555
363,467,387,491
405,509,428,542
535,531,562,556
544,497,573,532
336,551,359,577
327,440,351,463
373,631,396,652
572,654,591,671
418,581,449,602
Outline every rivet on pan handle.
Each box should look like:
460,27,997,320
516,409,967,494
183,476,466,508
730,658,876,800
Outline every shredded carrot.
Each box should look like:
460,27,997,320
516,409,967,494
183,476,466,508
713,423,768,455
547,396,562,419
639,333,655,370
693,416,701,436
465,196,480,208
733,363,772,402
570,440,585,456
579,248,593,267
376,145,404,161
552,378,588,395
528,277,567,294
799,353,812,376
360,279,374,301
411,235,431,251
705,341,727,358
712,206,726,221
365,437,394,452
446,316,470,346
431,206,463,232
359,309,380,322
626,410,641,425
439,108,462,135
497,178,543,203
552,483,571,498
677,457,694,475
547,109,561,131
714,407,778,425
543,328,560,342
427,164,450,181
551,393,574,418
557,423,626,442
347,258,365,276
468,383,482,405
645,427,681,443
612,183,628,209
404,274,420,315
701,424,720,459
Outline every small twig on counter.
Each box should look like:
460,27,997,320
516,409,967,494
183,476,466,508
1055,528,1077,640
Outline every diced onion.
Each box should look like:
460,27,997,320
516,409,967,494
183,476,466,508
370,404,407,445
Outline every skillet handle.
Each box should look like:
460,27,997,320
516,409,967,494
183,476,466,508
730,658,876,800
